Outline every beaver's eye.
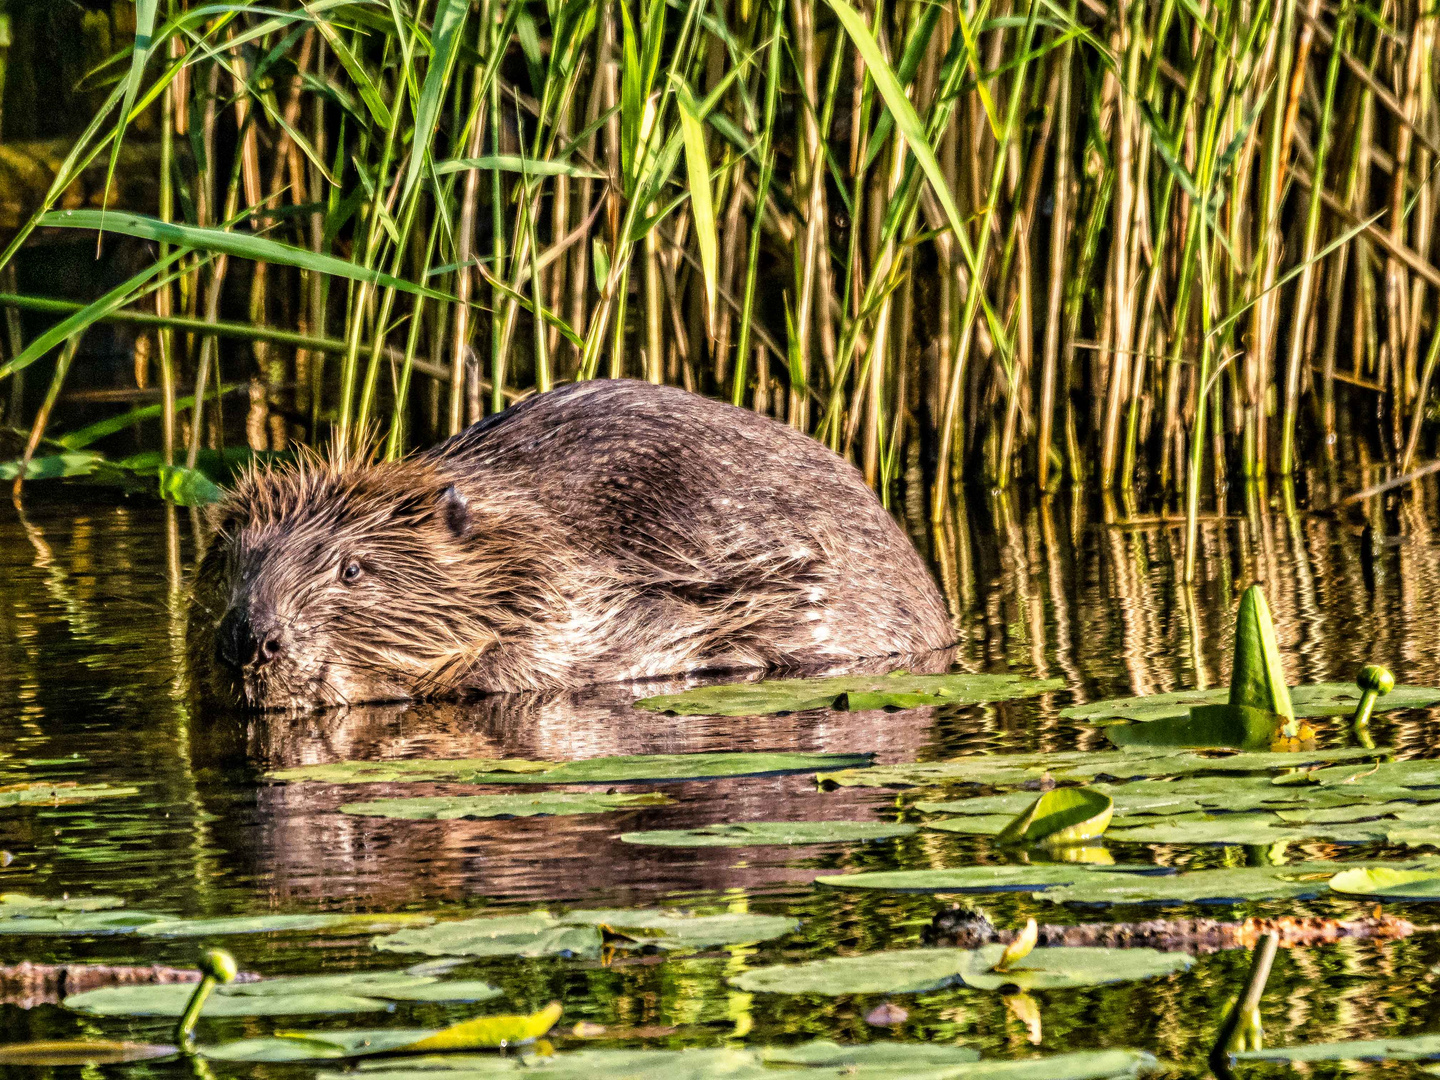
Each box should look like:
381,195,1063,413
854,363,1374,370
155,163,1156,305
341,559,364,583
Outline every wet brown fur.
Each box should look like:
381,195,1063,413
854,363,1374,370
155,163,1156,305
189,380,955,710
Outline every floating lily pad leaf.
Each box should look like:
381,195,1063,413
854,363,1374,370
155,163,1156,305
69,971,506,1015
1273,802,1418,825
1105,704,1283,752
1329,867,1440,898
328,1046,1158,1080
1038,864,1345,905
330,1048,768,1080
340,793,671,820
136,913,434,938
731,944,1187,996
0,781,139,807
619,820,917,847
760,1040,981,1066
269,760,556,784
819,748,1381,789
0,893,127,916
0,910,171,935
953,944,1191,991
997,789,1113,846
1064,684,1440,724
201,1003,563,1062
560,909,797,948
374,912,601,959
1105,814,1389,846
635,673,1063,716
815,865,1149,893
731,947,976,995
923,816,1016,836
1234,1036,1440,1063
64,984,392,1018
0,1040,175,1065
275,752,871,786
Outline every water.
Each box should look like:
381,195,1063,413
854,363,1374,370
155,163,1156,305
3,482,1440,1074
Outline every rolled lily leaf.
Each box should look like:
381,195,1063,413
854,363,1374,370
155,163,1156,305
993,919,1038,972
996,788,1113,846
1228,586,1294,719
0,1040,176,1064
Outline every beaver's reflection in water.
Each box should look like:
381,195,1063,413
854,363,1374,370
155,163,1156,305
194,650,965,906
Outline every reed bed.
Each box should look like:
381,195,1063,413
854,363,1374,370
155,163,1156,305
0,0,1436,578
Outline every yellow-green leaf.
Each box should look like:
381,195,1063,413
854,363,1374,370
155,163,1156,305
996,788,1113,846
673,79,718,331
398,1002,562,1051
992,919,1038,972
1229,586,1295,720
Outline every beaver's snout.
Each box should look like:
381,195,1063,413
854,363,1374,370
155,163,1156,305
216,607,284,673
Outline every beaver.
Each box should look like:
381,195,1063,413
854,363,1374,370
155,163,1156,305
189,379,954,710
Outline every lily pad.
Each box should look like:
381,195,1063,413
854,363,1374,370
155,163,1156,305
619,821,917,847
1328,866,1440,899
818,748,1383,790
815,865,1144,893
0,782,139,807
201,1002,563,1061
328,1046,1157,1080
559,909,797,948
1105,813,1390,846
1037,864,1347,905
730,944,1189,995
0,894,127,916
0,1040,175,1065
65,972,504,1016
1104,704,1284,752
340,793,671,820
1063,684,1440,725
952,944,1191,991
374,912,602,959
269,759,556,784
136,913,434,937
0,909,171,936
635,673,1063,716
1234,1036,1440,1063
996,789,1113,846
274,752,871,786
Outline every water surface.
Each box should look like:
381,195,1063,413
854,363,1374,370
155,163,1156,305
3,482,1440,1074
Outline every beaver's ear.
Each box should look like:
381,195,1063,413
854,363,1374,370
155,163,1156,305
438,485,471,538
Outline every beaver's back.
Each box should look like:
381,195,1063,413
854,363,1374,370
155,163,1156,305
426,380,953,676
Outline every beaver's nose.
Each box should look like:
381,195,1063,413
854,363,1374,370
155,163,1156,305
217,609,283,671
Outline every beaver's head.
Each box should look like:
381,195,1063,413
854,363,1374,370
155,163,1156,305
188,454,533,711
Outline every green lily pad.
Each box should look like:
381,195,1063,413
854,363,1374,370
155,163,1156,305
619,821,917,847
0,909,172,935
1063,684,1440,725
1328,866,1440,898
1037,864,1347,905
818,748,1382,789
269,760,556,784
327,1046,1158,1080
135,913,434,937
0,1040,175,1065
1105,812,1390,846
339,793,670,820
997,789,1113,846
559,909,797,948
951,944,1191,991
374,912,602,959
922,816,1017,836
1104,704,1284,752
201,1004,564,1061
273,752,872,786
64,985,392,1018
0,894,127,916
731,944,1188,995
815,865,1145,893
0,782,138,807
1233,1036,1440,1063
635,673,1063,716
66,972,504,1017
